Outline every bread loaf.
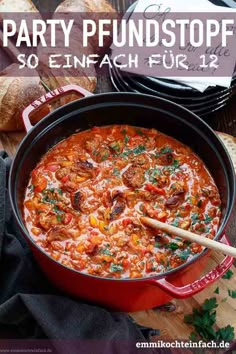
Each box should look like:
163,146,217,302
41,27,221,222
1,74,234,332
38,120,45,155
54,0,117,54
0,64,50,131
0,0,39,21
217,132,236,172
39,63,97,107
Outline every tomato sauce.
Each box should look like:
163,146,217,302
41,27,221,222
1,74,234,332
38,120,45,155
23,125,221,279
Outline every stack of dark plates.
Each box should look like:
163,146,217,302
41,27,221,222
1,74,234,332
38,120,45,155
109,0,236,118
109,66,236,117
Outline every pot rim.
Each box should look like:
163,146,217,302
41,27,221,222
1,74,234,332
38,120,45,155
9,92,236,283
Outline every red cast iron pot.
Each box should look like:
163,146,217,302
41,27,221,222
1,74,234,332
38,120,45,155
9,85,236,312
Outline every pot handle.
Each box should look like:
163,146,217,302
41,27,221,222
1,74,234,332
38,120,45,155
22,84,93,133
148,234,234,298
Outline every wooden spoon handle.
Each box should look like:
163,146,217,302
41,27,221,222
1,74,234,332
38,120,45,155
140,216,236,258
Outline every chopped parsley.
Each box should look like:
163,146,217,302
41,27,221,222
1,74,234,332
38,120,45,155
100,247,112,256
57,188,63,195
184,297,235,341
113,168,120,177
189,332,198,341
109,141,121,153
156,146,173,157
124,135,130,144
184,240,192,246
197,226,206,233
47,188,55,193
122,145,146,157
204,214,213,224
56,215,63,223
172,159,180,169
179,249,191,260
228,289,236,299
197,200,202,208
222,269,234,280
101,152,110,161
216,326,234,341
172,219,179,227
135,128,144,136
29,184,35,192
93,150,100,157
155,242,161,248
42,188,63,204
53,206,64,215
42,196,57,205
214,286,219,294
110,263,123,273
166,242,179,250
191,213,199,225
151,264,158,271
147,167,162,183
162,159,180,175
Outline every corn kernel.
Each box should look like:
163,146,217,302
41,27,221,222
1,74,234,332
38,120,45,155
77,244,85,253
31,227,41,236
130,271,142,278
77,176,86,182
51,252,60,261
101,255,112,263
61,161,73,167
107,224,117,235
89,215,98,228
191,197,198,206
157,211,167,221
180,220,191,230
131,233,140,244
147,244,154,252
99,221,108,234
91,235,103,245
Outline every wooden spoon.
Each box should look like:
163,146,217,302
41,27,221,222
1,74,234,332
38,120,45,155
140,216,236,258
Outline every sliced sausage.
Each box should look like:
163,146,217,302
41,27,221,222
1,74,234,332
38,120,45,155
71,191,85,212
75,160,97,179
156,153,173,166
202,186,218,199
55,167,70,180
109,197,126,221
84,137,101,154
131,154,150,167
122,164,145,189
171,182,186,196
48,227,72,242
165,195,181,209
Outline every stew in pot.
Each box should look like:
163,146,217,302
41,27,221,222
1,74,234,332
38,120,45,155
23,125,221,279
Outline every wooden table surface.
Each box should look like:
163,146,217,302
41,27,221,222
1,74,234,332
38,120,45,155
0,0,236,342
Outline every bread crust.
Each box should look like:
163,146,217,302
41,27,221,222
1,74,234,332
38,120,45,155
0,0,39,23
0,64,50,131
54,0,118,54
217,131,236,171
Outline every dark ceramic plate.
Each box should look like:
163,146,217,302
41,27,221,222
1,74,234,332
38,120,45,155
112,64,235,107
109,65,232,117
112,64,235,110
109,0,236,117
112,0,236,100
